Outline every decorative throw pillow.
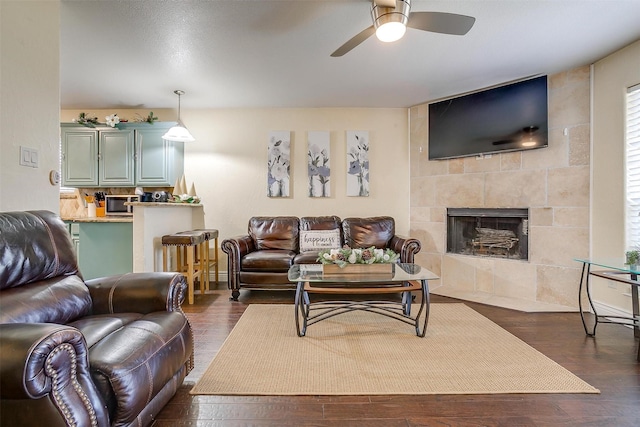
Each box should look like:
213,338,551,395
299,229,341,252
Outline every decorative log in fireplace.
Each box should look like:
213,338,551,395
447,208,529,260
472,227,519,256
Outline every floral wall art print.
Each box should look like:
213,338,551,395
346,130,370,197
307,131,331,197
267,131,291,197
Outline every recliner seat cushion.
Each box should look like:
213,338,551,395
71,312,193,426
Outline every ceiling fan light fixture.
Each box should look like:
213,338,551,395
371,0,410,43
163,90,195,143
375,22,407,42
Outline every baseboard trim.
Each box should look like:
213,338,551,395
592,301,633,318
209,272,227,283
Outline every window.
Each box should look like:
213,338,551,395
626,84,640,249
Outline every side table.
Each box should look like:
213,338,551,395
575,258,639,361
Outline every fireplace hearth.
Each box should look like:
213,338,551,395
447,208,529,260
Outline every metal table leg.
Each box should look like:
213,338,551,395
579,261,598,336
631,273,639,339
413,279,431,337
294,280,308,337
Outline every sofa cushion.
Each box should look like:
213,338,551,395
242,250,296,272
294,251,322,264
342,216,395,249
71,312,192,426
300,215,342,231
249,216,299,251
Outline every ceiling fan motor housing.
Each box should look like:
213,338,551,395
371,0,411,30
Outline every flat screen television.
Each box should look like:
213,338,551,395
428,75,548,160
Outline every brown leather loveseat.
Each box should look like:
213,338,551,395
221,216,421,300
0,210,194,427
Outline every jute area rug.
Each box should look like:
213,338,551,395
191,303,599,396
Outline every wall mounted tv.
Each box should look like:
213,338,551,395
428,75,548,160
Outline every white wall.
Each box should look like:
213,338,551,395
591,39,640,310
0,1,60,213
184,108,410,238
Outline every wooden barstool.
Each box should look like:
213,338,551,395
162,230,206,304
193,228,219,290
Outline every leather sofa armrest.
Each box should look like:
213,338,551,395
221,235,256,297
85,272,187,315
221,234,256,259
0,323,109,426
389,235,422,263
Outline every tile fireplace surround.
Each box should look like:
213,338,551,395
409,66,590,312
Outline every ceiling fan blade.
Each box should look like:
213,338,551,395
407,12,475,35
330,25,376,57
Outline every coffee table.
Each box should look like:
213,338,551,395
288,263,439,337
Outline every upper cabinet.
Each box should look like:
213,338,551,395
61,128,100,186
135,127,184,186
100,129,135,186
61,123,184,187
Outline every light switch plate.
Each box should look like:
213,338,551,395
20,146,39,168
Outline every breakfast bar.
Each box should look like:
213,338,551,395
127,202,205,273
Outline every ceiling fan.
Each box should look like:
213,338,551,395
331,0,476,57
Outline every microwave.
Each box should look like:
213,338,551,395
105,195,140,216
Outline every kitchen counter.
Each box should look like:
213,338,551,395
125,202,202,207
62,216,133,223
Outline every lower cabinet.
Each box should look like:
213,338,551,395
68,222,80,255
66,221,133,280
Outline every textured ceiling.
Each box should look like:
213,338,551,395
60,0,640,109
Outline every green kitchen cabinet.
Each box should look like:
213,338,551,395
61,122,183,187
61,128,99,186
65,221,81,255
135,127,184,186
61,125,135,187
99,129,135,186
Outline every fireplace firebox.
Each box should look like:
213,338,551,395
447,208,529,260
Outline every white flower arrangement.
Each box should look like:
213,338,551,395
105,113,120,128
317,246,399,268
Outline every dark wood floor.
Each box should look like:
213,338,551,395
154,283,640,427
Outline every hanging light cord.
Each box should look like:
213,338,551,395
174,89,185,124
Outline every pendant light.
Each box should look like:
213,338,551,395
162,90,195,142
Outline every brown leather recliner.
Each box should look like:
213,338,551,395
0,210,194,427
221,215,421,301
